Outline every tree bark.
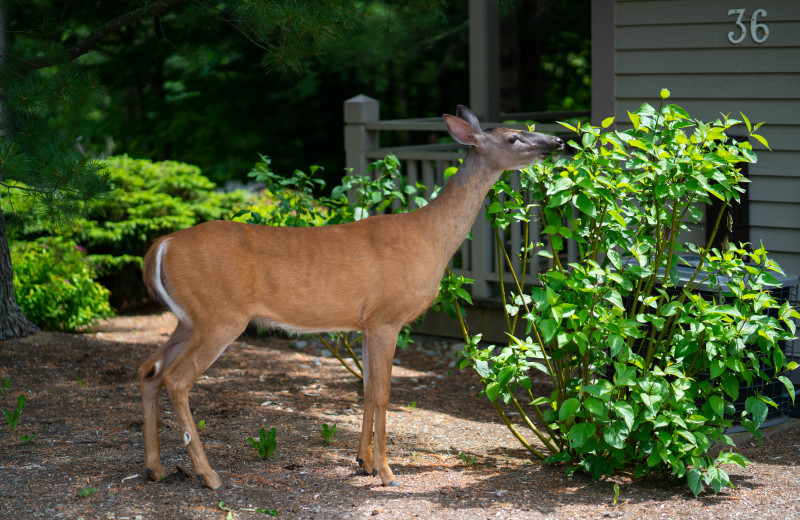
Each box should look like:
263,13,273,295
0,205,38,340
0,7,36,339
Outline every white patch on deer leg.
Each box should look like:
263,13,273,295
183,431,192,446
152,360,162,377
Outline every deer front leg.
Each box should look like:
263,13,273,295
357,387,375,476
357,337,375,475
359,325,400,486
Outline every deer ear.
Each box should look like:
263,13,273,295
456,105,482,134
444,114,479,146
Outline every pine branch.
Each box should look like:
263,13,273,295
21,0,186,72
184,0,270,52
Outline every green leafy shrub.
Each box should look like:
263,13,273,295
11,237,112,331
76,156,250,307
452,94,798,496
236,155,333,227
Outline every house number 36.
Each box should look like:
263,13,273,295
728,8,769,44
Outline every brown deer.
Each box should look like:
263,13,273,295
138,105,563,490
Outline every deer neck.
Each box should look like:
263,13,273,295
418,152,503,263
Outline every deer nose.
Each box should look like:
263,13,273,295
553,137,564,148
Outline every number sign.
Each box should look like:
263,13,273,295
728,8,770,44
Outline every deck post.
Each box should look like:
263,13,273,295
344,95,380,178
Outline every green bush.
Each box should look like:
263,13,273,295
74,156,251,307
449,94,798,496
11,237,112,332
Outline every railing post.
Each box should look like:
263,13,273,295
470,206,493,299
344,95,380,178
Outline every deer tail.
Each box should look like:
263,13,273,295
143,237,192,326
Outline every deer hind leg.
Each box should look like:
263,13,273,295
138,321,192,483
358,325,400,486
160,321,246,490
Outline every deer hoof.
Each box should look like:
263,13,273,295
145,468,166,482
357,457,375,476
196,471,225,490
385,480,400,487
202,478,226,491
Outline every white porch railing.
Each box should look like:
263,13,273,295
343,94,589,300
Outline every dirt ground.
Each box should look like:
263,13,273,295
1,311,799,520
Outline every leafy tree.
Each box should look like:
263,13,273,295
0,1,182,338
1,1,463,184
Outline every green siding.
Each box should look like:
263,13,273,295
611,0,800,273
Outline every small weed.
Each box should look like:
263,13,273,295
197,419,207,430
408,401,416,410
247,427,277,460
319,423,336,444
5,394,25,434
77,487,96,497
219,500,278,518
1,377,10,394
613,483,620,507
20,434,36,443
77,378,83,388
459,453,477,467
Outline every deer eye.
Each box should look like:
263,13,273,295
508,135,519,144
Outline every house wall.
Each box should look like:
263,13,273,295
599,0,800,276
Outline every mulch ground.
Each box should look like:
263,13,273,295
1,312,799,520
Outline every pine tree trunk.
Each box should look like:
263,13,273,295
0,7,35,339
0,207,38,340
